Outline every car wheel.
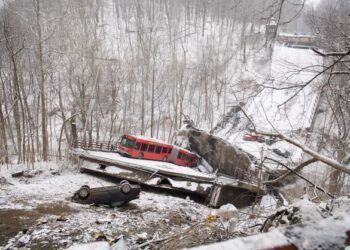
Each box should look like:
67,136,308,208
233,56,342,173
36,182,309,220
138,152,143,159
78,186,90,200
121,183,131,194
120,180,129,185
162,156,167,161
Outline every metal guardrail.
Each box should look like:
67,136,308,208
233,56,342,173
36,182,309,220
72,139,116,152
306,92,320,130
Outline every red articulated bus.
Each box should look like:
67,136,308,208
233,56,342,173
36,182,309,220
116,134,198,167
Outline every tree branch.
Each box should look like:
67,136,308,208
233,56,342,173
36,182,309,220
264,157,335,199
312,48,350,57
256,130,350,175
263,158,318,185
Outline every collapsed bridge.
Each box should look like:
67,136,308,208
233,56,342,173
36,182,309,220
72,139,265,208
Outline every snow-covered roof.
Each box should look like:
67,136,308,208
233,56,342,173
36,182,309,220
124,134,169,145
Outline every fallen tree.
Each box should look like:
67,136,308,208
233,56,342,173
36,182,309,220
239,107,350,176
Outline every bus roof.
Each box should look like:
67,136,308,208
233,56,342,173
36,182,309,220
124,134,170,145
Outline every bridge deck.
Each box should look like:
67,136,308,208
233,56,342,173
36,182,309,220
72,148,264,207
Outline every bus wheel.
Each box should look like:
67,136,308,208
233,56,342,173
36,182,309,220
162,156,167,161
138,153,143,159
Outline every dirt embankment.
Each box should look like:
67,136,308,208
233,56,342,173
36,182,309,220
0,202,77,247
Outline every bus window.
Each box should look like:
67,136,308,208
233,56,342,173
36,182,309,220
155,146,162,154
121,137,135,148
177,152,183,159
135,142,141,150
148,145,155,153
162,147,168,153
141,143,148,151
168,148,172,154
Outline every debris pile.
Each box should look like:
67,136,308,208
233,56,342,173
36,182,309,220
260,198,329,232
11,169,43,179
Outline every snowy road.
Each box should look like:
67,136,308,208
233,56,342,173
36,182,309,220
246,45,323,132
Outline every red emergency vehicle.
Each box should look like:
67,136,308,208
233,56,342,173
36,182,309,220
116,134,198,167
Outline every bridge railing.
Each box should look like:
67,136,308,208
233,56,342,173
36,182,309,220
72,139,116,152
305,92,321,130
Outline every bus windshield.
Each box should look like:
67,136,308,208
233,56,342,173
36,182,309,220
120,137,135,148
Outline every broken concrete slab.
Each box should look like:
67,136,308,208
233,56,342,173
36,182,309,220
177,125,254,180
75,151,264,208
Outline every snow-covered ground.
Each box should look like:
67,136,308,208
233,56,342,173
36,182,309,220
192,197,350,250
0,162,274,249
215,45,324,168
1,162,349,249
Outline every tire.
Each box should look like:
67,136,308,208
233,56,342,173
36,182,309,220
162,156,167,162
120,180,129,185
78,186,90,200
138,152,143,159
120,183,131,194
73,193,79,201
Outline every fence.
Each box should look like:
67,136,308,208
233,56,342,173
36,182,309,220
72,139,116,152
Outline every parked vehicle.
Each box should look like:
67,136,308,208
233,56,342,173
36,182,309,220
265,137,277,145
116,134,198,167
243,133,265,142
272,148,291,158
72,180,141,207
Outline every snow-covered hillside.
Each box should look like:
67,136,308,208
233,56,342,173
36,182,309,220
215,45,323,167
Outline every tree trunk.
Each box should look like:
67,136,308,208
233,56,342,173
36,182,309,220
36,0,49,161
150,61,155,137
11,55,23,164
0,97,9,164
